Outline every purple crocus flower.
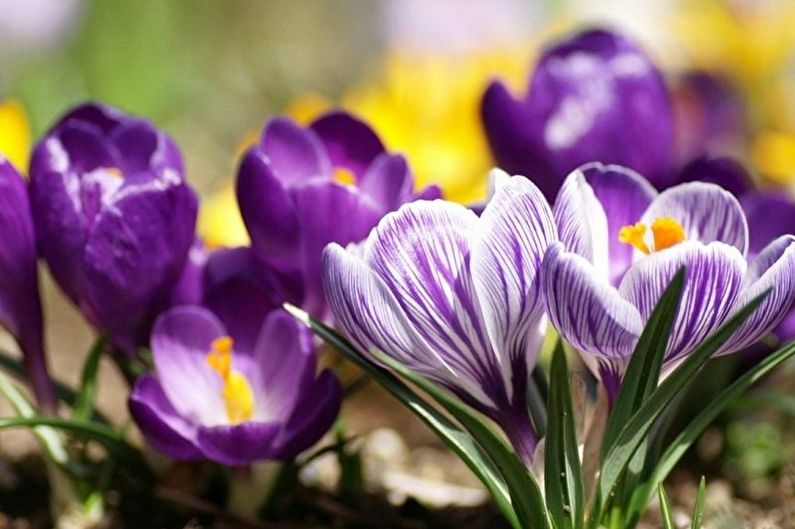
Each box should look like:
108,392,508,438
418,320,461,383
129,305,341,465
0,157,56,409
29,103,198,355
482,29,675,200
543,163,795,402
237,111,440,321
322,172,556,462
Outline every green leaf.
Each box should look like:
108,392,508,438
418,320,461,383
283,304,520,529
602,268,685,456
545,342,584,529
658,484,674,529
0,416,152,482
637,340,795,512
73,335,108,422
595,289,768,521
692,476,705,529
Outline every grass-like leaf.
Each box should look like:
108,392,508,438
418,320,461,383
658,484,674,529
692,476,706,529
74,334,108,422
601,268,685,456
595,289,768,523
284,304,521,529
632,340,795,516
545,342,584,529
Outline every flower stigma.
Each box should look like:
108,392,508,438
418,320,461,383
333,167,356,185
618,216,685,254
206,336,254,424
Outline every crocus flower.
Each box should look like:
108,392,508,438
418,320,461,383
543,163,795,402
29,103,198,355
482,28,675,200
0,157,56,409
237,111,440,321
128,306,341,464
323,172,556,462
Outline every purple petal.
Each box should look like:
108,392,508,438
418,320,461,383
269,369,342,459
413,184,443,201
719,235,795,354
202,247,281,356
642,182,748,255
471,175,556,400
109,119,184,176
150,306,227,426
236,148,302,270
741,190,795,257
543,242,642,362
252,310,316,420
196,421,281,466
580,163,658,285
553,169,610,280
290,181,382,319
128,374,202,460
619,241,746,363
527,29,675,189
260,117,331,185
82,176,198,350
168,239,209,307
481,80,559,200
364,200,507,405
0,158,55,409
357,153,413,212
310,111,385,178
53,102,126,135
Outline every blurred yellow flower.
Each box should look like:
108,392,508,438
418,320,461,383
197,183,250,248
0,99,31,173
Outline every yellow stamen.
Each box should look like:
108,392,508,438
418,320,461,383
105,167,124,179
618,222,650,255
650,217,686,251
206,336,254,424
333,167,356,185
618,217,686,254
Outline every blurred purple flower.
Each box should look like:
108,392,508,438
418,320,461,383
237,111,440,321
0,157,56,409
322,172,556,462
128,304,341,465
544,163,795,402
29,103,198,355
482,29,749,200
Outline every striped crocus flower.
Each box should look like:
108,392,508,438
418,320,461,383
544,163,795,402
322,172,556,462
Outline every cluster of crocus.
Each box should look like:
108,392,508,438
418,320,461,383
323,162,795,458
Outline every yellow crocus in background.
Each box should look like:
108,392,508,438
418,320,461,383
0,99,31,173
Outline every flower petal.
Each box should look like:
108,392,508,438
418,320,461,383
741,190,795,256
310,111,385,178
544,243,642,363
260,117,330,185
357,153,413,212
128,374,202,460
719,235,795,354
527,29,675,188
290,180,382,318
364,200,508,401
675,156,751,198
196,421,280,466
150,306,227,426
236,147,301,273
553,169,610,281
470,175,556,399
642,182,748,255
619,241,746,363
579,163,658,284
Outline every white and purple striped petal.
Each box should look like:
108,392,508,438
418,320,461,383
719,235,795,353
641,182,748,255
619,241,746,363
